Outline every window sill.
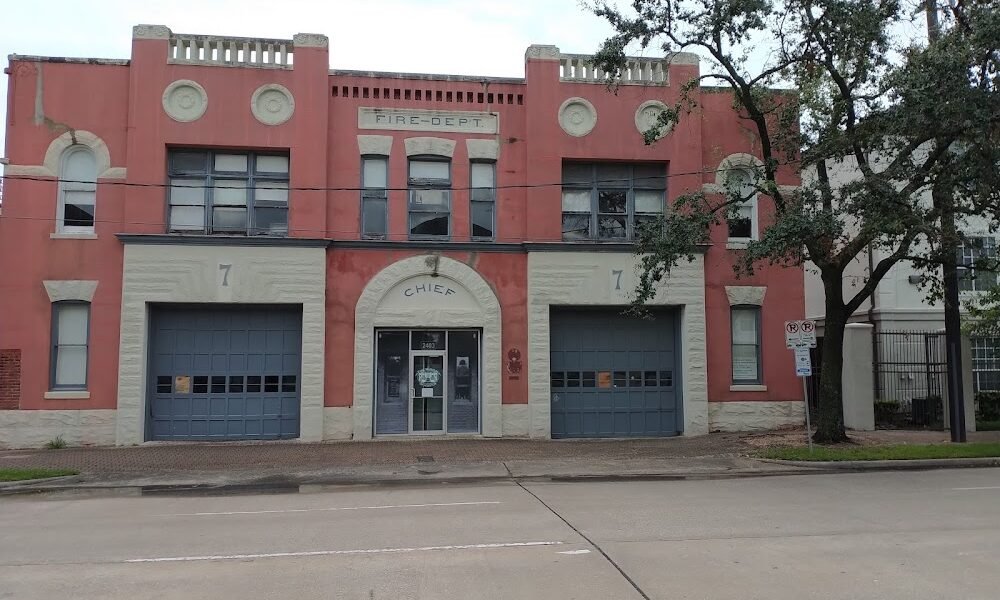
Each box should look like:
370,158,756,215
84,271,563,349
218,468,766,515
44,390,91,400
726,239,751,250
50,232,97,240
730,384,767,392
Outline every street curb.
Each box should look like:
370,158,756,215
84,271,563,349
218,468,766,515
758,457,1000,471
0,468,826,496
0,474,83,489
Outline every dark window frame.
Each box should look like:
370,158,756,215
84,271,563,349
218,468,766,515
731,305,763,385
361,155,389,239
958,236,998,293
166,150,290,236
407,156,452,240
470,160,496,240
50,300,91,391
724,167,758,241
561,162,666,241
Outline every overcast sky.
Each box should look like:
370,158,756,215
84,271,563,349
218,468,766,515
0,0,629,154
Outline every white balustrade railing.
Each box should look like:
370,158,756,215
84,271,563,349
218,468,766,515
559,53,669,84
168,34,293,68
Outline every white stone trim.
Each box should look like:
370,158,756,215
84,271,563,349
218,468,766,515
41,130,116,179
358,135,393,156
709,401,804,432
714,153,765,187
133,24,171,40
634,100,673,139
43,280,97,302
162,79,208,123
44,390,91,400
251,83,295,126
729,384,768,392
525,45,561,60
292,33,329,48
323,407,353,440
466,139,500,161
404,137,456,158
502,404,530,437
558,97,597,137
2,164,52,177
725,286,766,306
116,244,326,445
527,252,708,438
353,255,502,439
0,409,116,449
50,233,98,240
726,240,750,250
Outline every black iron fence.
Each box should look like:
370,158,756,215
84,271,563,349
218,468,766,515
874,331,945,429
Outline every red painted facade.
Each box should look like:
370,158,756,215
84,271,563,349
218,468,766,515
0,25,804,443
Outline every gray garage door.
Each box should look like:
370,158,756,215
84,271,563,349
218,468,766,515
148,305,301,441
550,308,680,438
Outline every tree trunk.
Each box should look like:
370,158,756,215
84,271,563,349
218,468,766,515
815,276,850,443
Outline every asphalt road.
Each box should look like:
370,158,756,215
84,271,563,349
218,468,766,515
2,468,999,599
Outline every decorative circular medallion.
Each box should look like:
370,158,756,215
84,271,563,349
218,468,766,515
634,100,673,139
251,84,295,126
558,97,597,137
162,80,208,122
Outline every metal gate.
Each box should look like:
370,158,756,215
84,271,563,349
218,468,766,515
549,308,680,438
148,305,302,441
874,331,946,428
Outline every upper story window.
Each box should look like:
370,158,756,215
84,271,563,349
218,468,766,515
167,150,289,236
959,236,998,292
408,158,451,239
362,156,388,239
724,168,758,241
561,162,665,241
470,162,495,240
57,146,97,233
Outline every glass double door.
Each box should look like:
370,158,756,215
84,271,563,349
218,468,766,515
411,352,445,432
375,329,480,435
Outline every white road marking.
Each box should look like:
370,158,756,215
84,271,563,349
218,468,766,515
557,549,592,555
124,541,565,563
162,501,501,517
952,486,1000,491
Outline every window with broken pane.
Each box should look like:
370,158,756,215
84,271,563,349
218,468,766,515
561,162,665,241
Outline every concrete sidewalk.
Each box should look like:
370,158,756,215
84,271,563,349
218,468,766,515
3,430,999,493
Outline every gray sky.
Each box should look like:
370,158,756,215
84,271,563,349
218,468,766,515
1,0,626,155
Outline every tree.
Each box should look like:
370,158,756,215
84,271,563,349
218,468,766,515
590,0,1000,442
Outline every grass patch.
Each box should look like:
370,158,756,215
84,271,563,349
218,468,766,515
758,442,1000,462
0,468,78,482
977,421,1000,432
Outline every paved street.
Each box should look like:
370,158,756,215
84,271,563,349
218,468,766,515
2,468,999,599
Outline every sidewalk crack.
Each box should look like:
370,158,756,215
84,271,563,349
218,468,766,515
513,481,651,600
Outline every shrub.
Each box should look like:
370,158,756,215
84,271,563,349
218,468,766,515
874,399,901,424
44,436,67,450
977,391,1000,422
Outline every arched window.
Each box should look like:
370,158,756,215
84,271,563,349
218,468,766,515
724,167,758,241
57,146,97,233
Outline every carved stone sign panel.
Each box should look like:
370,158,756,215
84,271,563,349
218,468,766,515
359,108,498,134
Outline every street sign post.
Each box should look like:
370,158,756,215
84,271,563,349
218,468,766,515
785,320,817,452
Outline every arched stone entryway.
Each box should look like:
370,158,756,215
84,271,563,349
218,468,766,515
352,255,502,439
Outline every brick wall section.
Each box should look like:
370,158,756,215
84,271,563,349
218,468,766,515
0,350,21,409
